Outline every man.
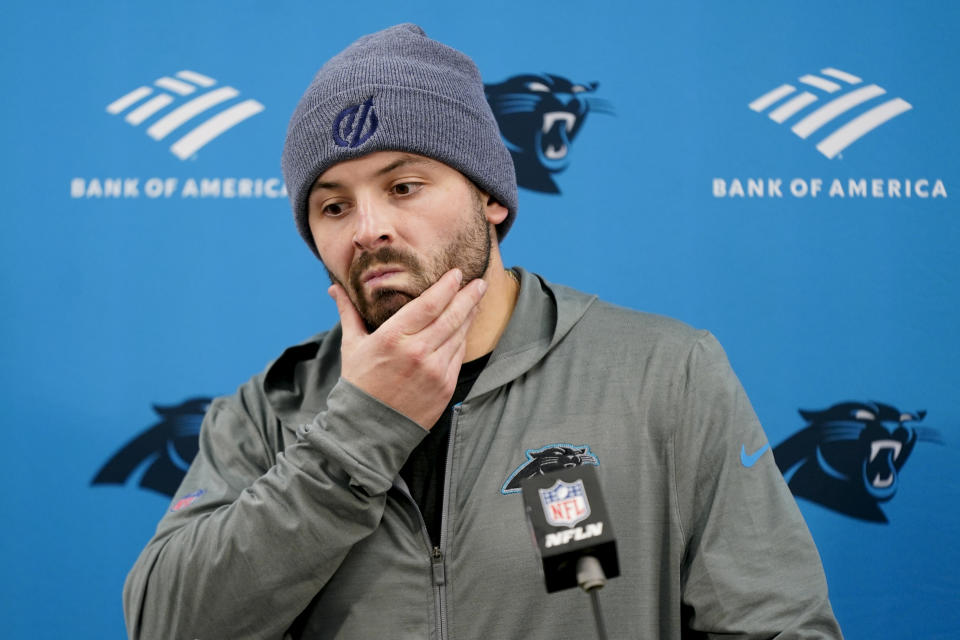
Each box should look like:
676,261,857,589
124,23,842,639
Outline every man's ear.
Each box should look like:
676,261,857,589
483,195,510,226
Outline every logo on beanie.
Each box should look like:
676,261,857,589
333,97,379,148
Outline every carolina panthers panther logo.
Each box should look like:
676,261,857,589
772,401,943,523
501,443,599,494
485,74,613,193
91,397,212,497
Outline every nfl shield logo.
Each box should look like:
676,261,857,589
539,479,591,527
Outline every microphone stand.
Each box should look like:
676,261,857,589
576,556,609,640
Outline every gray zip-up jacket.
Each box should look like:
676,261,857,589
124,268,842,639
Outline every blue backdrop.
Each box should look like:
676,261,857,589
2,1,957,637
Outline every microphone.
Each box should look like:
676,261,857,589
520,464,620,593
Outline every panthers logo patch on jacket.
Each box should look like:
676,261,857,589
501,443,599,494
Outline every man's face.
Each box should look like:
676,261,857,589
307,151,505,330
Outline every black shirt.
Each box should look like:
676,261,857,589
399,353,490,546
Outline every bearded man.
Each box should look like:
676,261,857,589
124,23,842,640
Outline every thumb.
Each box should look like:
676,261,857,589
328,284,367,339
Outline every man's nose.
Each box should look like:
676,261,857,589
352,198,393,251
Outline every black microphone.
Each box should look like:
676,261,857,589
520,464,620,594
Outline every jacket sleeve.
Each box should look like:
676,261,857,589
122,377,427,640
673,332,843,639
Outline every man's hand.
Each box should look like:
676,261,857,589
328,269,487,429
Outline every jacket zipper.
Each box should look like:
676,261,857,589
434,403,461,640
393,404,461,640
432,544,446,639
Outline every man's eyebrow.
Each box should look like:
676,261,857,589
311,180,340,192
373,155,434,177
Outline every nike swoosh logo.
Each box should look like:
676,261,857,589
740,443,770,468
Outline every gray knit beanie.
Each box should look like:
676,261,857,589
282,23,518,258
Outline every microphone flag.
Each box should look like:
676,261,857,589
520,465,620,593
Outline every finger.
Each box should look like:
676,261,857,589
385,268,463,335
432,301,480,366
418,277,487,352
328,284,368,340
442,333,469,388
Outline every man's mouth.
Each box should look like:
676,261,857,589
361,266,405,287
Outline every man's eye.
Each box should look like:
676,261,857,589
391,182,422,196
323,202,347,217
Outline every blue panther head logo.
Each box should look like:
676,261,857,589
92,397,211,497
485,73,613,194
772,401,943,522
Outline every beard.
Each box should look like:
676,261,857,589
327,192,492,331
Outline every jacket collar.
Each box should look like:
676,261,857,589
467,267,595,400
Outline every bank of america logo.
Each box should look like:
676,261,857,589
749,67,912,159
106,70,264,160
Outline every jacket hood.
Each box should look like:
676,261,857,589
262,267,596,430
467,267,595,400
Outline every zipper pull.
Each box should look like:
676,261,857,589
431,546,445,585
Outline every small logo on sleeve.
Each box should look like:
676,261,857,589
740,443,771,468
171,489,205,512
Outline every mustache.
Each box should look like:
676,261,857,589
348,247,422,289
